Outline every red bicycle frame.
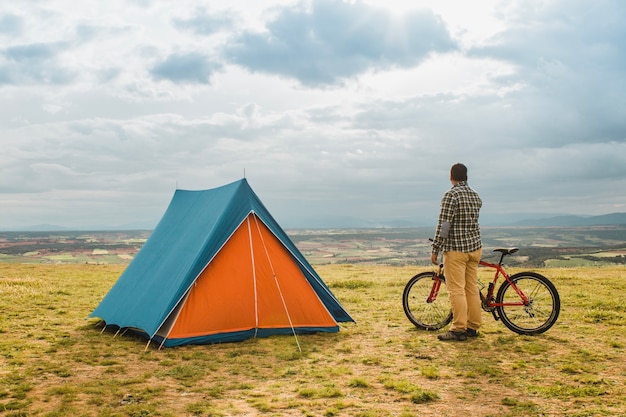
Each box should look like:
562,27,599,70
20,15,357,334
479,260,530,307
426,274,443,303
428,253,531,308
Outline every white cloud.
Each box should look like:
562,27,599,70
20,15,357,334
223,0,457,86
0,0,625,229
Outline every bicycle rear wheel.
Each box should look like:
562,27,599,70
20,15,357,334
495,272,560,335
402,272,452,330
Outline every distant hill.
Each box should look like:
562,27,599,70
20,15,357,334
3,224,74,232
3,213,626,231
281,212,626,228
514,212,626,227
0,221,156,232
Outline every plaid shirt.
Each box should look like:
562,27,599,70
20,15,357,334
432,181,482,254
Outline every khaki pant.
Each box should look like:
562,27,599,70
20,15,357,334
443,249,483,332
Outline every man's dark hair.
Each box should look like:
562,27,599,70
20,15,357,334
451,163,468,181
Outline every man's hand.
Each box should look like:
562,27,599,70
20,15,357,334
430,253,439,265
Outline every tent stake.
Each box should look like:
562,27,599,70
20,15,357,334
144,339,152,352
294,332,302,353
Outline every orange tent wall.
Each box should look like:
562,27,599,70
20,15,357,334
167,214,337,339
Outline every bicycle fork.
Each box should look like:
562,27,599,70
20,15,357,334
427,275,443,303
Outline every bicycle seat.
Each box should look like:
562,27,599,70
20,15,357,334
493,248,519,255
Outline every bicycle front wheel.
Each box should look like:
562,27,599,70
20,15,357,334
402,272,452,330
495,272,560,335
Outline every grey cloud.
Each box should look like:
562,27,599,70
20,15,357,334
0,13,23,35
2,1,626,229
475,2,626,73
150,52,222,84
75,24,101,41
0,42,76,85
172,8,236,35
3,89,622,229
487,0,626,66
342,87,626,214
5,43,63,61
469,0,626,146
223,0,456,86
350,86,626,172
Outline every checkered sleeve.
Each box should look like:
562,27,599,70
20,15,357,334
432,191,457,254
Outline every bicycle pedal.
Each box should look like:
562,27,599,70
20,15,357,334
491,310,500,321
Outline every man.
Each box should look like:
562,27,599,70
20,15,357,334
431,163,483,341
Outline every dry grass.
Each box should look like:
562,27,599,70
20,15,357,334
1,263,625,416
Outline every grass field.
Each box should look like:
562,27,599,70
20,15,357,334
1,263,625,416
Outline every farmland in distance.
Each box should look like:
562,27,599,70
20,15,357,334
1,226,625,268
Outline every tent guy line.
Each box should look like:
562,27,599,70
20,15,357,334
250,214,303,352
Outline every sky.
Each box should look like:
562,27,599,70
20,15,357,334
1,0,626,230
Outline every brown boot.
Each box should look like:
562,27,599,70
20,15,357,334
437,331,467,341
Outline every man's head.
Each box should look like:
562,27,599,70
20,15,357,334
450,163,468,182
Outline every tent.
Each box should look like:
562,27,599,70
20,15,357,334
90,178,353,348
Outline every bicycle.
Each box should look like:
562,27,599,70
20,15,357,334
402,247,560,335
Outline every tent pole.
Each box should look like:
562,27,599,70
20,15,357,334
144,339,152,351
252,215,302,353
246,217,260,338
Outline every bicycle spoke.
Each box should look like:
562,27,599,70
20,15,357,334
496,272,560,335
526,281,546,299
403,272,452,330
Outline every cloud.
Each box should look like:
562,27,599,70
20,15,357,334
1,0,626,229
172,8,236,35
223,0,457,86
5,43,61,61
0,12,23,35
485,0,626,67
469,0,626,147
150,52,222,84
0,42,76,85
